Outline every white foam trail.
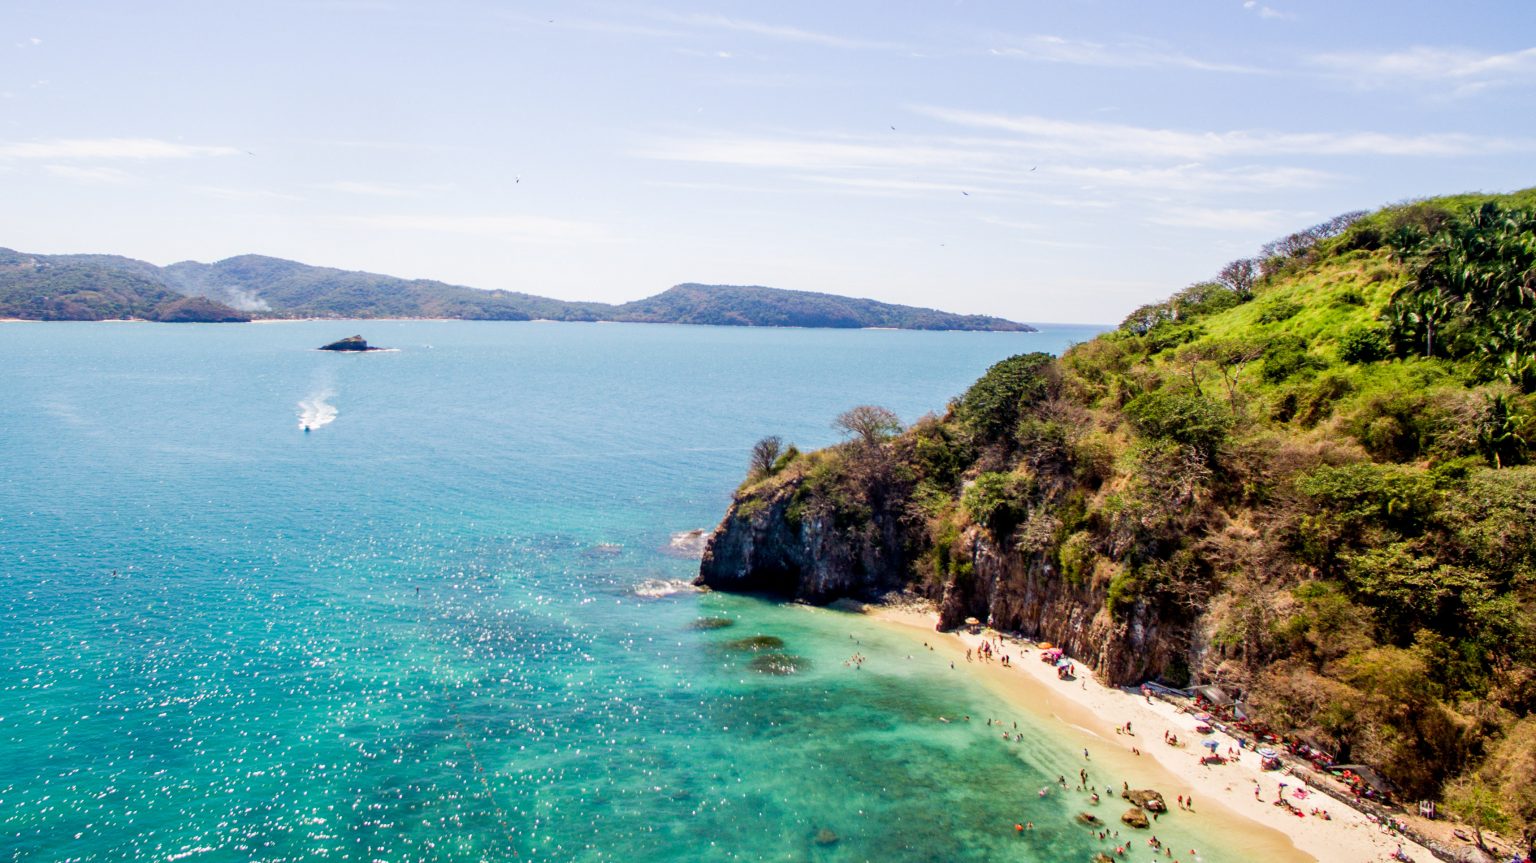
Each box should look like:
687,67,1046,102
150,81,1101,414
297,389,337,430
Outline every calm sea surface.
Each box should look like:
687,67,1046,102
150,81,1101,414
1,321,1246,863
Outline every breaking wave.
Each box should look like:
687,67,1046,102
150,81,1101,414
632,578,699,599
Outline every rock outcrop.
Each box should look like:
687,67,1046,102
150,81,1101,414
1121,807,1150,829
696,473,916,602
318,335,381,352
1122,789,1167,812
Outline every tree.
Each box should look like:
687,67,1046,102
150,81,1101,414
748,435,784,478
834,405,902,446
1217,258,1258,300
1444,774,1510,851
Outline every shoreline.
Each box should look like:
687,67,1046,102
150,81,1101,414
843,596,1440,863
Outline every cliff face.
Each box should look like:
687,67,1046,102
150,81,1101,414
939,531,1181,685
697,476,917,602
697,470,1182,686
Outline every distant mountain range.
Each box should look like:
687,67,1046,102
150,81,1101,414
0,248,1034,331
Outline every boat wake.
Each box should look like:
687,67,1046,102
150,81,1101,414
297,389,338,431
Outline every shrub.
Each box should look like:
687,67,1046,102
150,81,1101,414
1261,335,1324,383
961,471,1034,538
1170,281,1243,321
1339,326,1389,363
1123,388,1231,457
953,353,1055,444
1257,298,1303,324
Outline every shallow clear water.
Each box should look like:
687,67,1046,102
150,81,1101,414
0,320,1238,862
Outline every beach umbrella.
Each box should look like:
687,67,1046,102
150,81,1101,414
1038,642,1053,649
1055,658,1072,668
1202,740,1220,750
964,617,980,626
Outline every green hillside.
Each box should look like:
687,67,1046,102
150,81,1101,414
0,249,249,322
711,187,1536,853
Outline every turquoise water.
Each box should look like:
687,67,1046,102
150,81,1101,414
1,321,1238,863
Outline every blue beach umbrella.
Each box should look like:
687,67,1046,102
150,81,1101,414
1202,740,1220,750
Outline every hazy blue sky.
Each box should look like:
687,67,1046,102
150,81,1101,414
3,1,1532,322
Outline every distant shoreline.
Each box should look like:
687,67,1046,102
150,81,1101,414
1,316,1068,332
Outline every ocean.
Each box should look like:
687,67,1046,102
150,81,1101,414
1,320,1250,862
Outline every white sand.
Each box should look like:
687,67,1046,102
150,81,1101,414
858,599,1440,863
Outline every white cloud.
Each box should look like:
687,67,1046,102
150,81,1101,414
912,107,1523,159
1242,1,1290,20
192,186,305,202
318,180,427,197
988,34,1262,74
344,214,609,243
1310,45,1536,94
636,133,992,172
0,137,239,160
43,164,136,184
1152,206,1309,231
1054,163,1336,192
663,13,900,50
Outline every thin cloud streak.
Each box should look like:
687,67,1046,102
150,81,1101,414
1309,45,1536,94
343,213,610,243
987,34,1263,74
660,13,902,50
43,164,137,184
1151,206,1310,231
913,107,1525,158
0,137,239,160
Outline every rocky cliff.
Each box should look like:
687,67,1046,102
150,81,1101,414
697,461,1184,686
697,470,916,602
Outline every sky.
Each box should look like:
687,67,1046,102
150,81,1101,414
2,1,1533,323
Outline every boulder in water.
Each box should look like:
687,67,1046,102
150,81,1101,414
814,828,838,846
319,335,383,352
725,635,786,652
1121,807,1150,829
1076,812,1102,826
1122,789,1167,812
1094,854,1115,863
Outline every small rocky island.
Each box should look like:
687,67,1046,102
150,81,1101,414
318,335,385,352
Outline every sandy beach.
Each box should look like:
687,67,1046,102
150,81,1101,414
852,598,1440,863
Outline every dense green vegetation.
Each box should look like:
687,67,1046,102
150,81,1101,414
732,188,1536,852
0,249,1033,330
0,250,248,322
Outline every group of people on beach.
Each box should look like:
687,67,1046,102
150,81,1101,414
965,638,1012,667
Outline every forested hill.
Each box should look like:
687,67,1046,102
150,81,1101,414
0,249,1034,331
701,187,1536,854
